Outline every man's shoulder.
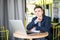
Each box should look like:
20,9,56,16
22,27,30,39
32,16,37,20
44,15,51,19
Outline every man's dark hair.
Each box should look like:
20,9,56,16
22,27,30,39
34,6,43,10
34,6,45,15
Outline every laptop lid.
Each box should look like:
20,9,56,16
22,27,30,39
9,20,27,35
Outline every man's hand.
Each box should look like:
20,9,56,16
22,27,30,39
35,17,42,22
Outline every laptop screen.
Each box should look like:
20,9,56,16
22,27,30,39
9,20,27,35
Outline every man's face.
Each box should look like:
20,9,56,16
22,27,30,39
34,8,43,17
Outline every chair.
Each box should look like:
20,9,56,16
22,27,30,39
51,23,58,40
0,26,9,40
52,23,60,40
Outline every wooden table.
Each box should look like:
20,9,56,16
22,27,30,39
13,32,48,40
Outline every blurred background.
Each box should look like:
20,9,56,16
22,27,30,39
0,0,60,40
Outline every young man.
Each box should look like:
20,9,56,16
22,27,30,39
27,6,52,40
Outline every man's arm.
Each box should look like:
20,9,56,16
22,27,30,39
26,17,37,31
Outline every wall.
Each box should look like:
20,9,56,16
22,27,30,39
0,0,25,40
0,0,4,26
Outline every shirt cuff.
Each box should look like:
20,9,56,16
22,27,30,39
34,20,38,24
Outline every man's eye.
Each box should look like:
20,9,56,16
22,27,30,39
38,11,40,12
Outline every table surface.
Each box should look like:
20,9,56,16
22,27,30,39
13,31,48,39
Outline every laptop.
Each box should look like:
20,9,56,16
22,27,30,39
9,20,27,35
9,20,41,35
